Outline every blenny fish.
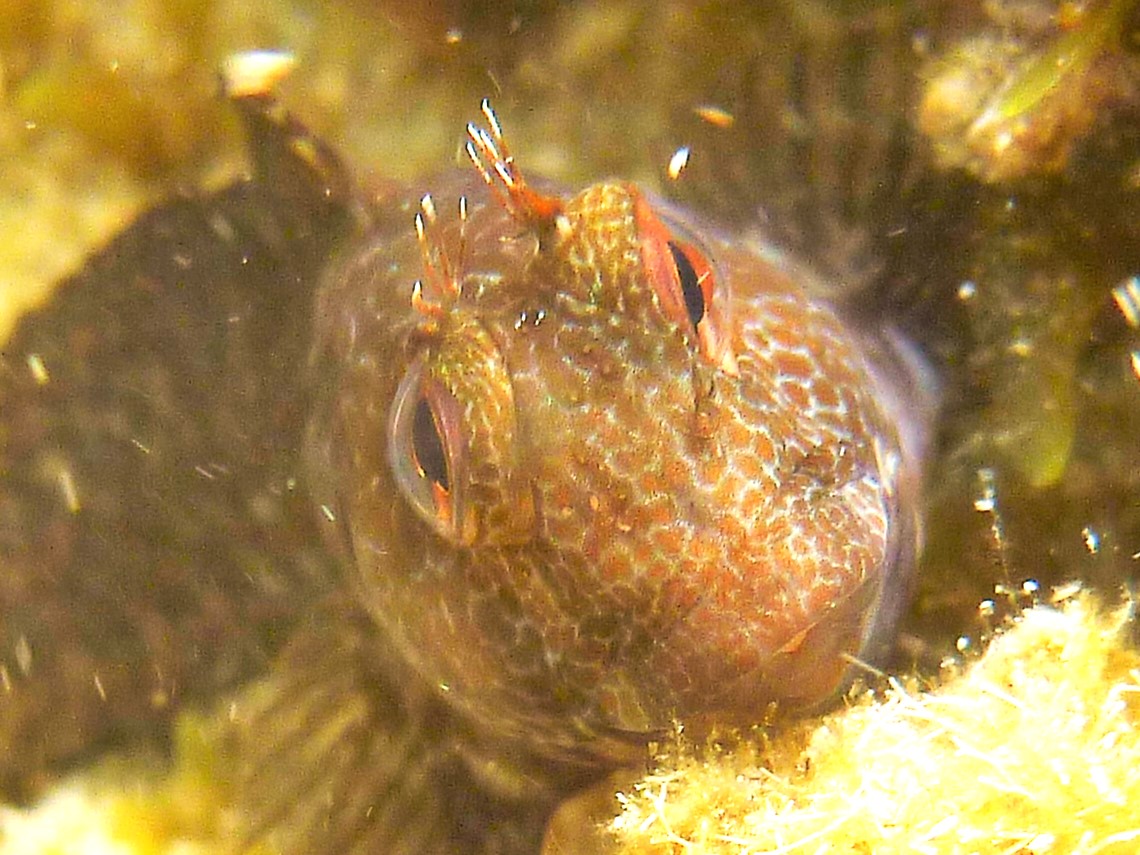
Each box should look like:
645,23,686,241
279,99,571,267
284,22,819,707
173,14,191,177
0,67,930,853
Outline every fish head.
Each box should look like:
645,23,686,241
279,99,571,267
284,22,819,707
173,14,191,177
308,103,919,758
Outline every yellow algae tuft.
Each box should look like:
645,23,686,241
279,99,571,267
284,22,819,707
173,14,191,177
607,590,1140,854
0,714,269,855
0,120,148,344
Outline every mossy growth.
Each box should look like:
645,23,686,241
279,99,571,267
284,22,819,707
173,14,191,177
605,590,1140,854
0,712,269,855
918,0,1140,183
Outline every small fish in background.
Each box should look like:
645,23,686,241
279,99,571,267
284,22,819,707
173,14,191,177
0,41,934,852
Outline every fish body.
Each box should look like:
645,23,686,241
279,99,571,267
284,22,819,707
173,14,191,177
0,89,930,852
279,102,931,850
0,96,352,797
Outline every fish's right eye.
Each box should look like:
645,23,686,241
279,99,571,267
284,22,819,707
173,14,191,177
388,358,468,542
411,396,449,493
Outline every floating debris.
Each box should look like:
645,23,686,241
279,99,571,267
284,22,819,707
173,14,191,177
1112,275,1140,328
221,51,297,99
693,104,734,128
667,145,690,179
26,353,49,385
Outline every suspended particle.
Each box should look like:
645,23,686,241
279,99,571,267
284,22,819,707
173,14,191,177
693,104,735,128
1080,525,1100,554
221,50,297,98
1112,275,1140,327
58,466,80,513
14,635,32,675
26,353,50,385
1007,337,1033,357
667,146,691,180
973,467,997,512
1050,580,1083,603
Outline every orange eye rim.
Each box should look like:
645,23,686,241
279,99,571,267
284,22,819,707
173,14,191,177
635,195,738,376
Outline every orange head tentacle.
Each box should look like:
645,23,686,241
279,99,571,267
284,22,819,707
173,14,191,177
414,193,462,300
464,98,567,240
410,192,470,326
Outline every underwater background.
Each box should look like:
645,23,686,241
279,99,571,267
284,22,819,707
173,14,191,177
1,1,1139,852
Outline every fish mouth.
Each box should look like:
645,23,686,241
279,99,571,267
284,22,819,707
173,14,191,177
709,572,881,718
612,562,884,728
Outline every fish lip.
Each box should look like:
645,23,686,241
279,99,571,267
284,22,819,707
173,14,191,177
680,571,883,718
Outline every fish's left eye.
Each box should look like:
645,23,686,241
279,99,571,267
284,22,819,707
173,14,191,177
667,239,708,328
635,196,737,375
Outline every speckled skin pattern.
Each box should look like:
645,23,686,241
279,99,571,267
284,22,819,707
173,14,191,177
317,181,915,724
299,109,928,851
0,94,927,853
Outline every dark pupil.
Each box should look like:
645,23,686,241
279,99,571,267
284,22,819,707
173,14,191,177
412,397,449,491
667,240,705,327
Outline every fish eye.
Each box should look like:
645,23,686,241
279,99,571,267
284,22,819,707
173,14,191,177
412,397,449,492
635,195,737,375
388,358,467,541
666,238,708,328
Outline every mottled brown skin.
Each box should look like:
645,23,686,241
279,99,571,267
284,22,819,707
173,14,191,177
291,112,927,849
315,180,914,721
0,93,927,853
